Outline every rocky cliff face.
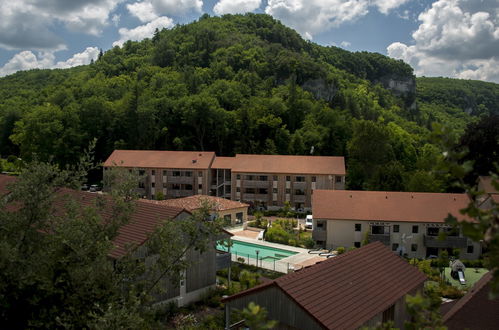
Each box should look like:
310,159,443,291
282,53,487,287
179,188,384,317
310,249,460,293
377,75,417,108
301,78,337,102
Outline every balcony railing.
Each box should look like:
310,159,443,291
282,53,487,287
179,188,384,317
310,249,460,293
368,234,390,246
168,190,194,198
293,195,306,203
423,235,467,248
293,181,307,189
243,180,270,188
312,229,327,241
166,176,194,184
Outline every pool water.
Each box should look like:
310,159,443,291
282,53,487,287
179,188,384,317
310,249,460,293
217,240,298,261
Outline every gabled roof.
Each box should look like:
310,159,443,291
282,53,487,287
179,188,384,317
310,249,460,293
230,154,346,175
478,176,499,194
211,156,236,169
142,195,249,212
103,150,216,169
0,174,16,196
223,242,427,330
47,189,188,258
313,190,471,223
443,272,499,329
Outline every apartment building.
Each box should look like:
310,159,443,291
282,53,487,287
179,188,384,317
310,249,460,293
312,190,481,259
211,154,346,211
104,150,346,210
103,150,215,199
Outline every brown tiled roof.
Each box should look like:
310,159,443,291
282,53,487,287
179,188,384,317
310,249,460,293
478,176,499,194
103,150,216,169
211,156,236,169
230,154,346,175
312,190,471,223
0,174,16,196
51,190,187,258
443,272,499,330
142,195,249,212
223,242,427,330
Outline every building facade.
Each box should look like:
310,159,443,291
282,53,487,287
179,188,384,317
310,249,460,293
104,150,346,211
312,190,482,259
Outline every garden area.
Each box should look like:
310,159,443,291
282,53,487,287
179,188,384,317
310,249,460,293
159,262,283,329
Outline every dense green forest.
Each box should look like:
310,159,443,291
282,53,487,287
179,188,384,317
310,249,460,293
0,14,497,191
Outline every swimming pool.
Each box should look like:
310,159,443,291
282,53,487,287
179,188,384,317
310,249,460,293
216,240,298,261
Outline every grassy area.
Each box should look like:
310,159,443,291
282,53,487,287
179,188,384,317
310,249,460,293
443,267,488,289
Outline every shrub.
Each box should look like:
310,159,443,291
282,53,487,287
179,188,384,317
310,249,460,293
337,247,345,254
439,284,465,299
288,239,297,246
302,237,315,249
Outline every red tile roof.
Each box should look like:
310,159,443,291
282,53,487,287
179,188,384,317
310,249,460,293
313,190,471,223
231,154,346,175
51,190,188,258
142,195,249,212
443,272,499,329
211,156,236,169
0,174,16,196
223,242,427,329
478,176,499,194
103,150,216,169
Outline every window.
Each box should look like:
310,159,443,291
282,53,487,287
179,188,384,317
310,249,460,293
393,225,399,233
371,225,385,234
294,189,305,195
163,170,167,176
245,175,254,180
139,170,145,176
185,184,193,190
173,171,181,176
224,214,232,224
392,243,399,251
236,174,241,180
272,201,278,206
198,171,203,177
272,188,278,193
138,182,145,188
355,224,361,232
467,245,474,254
151,170,155,176
236,187,240,192
259,175,268,181
286,176,291,181
198,184,202,189
273,175,278,181
151,182,155,188
411,244,418,252
172,184,180,190
245,188,255,194
311,176,316,182
184,171,192,177
285,188,291,194
257,188,268,194
412,225,419,234
336,176,342,183
354,242,361,248
295,176,305,182
163,183,167,188
316,221,324,229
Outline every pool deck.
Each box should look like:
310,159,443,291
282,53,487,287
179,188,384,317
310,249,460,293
229,229,329,272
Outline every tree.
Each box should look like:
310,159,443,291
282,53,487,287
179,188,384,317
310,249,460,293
0,156,223,327
238,302,277,330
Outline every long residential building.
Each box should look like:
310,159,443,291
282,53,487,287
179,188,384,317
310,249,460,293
311,190,481,259
103,150,346,210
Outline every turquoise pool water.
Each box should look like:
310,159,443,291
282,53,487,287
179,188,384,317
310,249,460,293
216,240,298,261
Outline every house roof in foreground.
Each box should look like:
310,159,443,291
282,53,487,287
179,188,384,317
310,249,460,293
312,190,471,223
443,271,499,330
0,174,16,196
223,242,426,330
142,195,249,212
103,150,216,169
229,154,346,175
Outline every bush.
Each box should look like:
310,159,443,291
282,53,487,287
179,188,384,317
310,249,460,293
439,284,465,299
337,247,345,254
288,239,297,246
302,237,315,249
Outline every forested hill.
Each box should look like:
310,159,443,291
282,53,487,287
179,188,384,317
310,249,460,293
0,13,497,192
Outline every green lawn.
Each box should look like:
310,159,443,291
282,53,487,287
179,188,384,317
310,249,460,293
443,267,489,289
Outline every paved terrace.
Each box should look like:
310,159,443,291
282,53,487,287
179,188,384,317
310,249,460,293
228,229,326,273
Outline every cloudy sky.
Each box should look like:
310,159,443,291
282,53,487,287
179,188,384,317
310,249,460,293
0,0,498,83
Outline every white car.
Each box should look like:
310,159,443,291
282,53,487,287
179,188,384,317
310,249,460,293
305,215,313,229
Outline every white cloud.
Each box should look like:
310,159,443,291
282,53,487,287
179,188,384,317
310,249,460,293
0,0,123,50
112,14,121,26
340,41,351,47
213,0,262,15
113,17,174,47
0,47,99,77
127,1,159,22
264,0,409,39
372,0,410,15
150,0,203,15
387,0,499,83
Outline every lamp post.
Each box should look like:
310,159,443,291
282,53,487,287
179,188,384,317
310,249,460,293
255,250,260,268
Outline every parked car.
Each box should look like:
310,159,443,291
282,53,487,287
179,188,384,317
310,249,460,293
305,215,313,229
81,184,89,191
89,184,99,192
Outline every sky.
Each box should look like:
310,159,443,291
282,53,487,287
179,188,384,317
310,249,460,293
0,0,498,83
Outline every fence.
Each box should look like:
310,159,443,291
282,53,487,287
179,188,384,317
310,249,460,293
229,251,302,274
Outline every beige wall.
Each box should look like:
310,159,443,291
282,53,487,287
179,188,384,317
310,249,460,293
215,206,248,226
315,218,481,259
